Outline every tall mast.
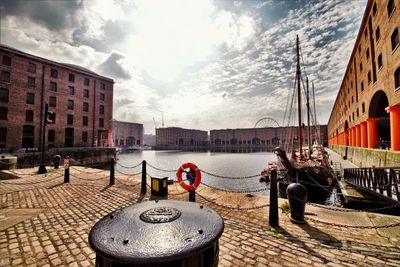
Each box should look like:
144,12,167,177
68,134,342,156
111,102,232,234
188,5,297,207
296,35,303,157
306,77,311,155
312,82,319,144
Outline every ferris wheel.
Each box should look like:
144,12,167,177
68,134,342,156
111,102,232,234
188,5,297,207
254,117,280,128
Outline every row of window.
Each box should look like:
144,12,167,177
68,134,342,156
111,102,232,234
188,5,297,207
1,55,107,90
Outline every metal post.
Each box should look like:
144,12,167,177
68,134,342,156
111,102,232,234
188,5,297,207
37,104,48,174
110,158,115,185
141,160,147,194
269,169,279,227
189,190,196,202
64,156,70,183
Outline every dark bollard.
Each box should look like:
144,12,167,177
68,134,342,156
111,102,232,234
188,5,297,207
269,169,279,227
110,158,115,185
286,182,307,224
189,190,196,202
89,200,224,267
141,160,147,194
64,156,70,183
53,155,61,169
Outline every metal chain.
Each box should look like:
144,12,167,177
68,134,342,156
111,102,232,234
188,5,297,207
200,169,262,179
195,191,270,210
145,162,176,173
0,174,63,185
116,161,142,169
115,178,141,187
71,160,107,168
70,167,106,174
305,216,400,229
115,169,142,176
201,181,269,193
70,174,108,181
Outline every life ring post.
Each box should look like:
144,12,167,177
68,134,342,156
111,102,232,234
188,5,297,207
189,190,195,202
141,160,147,194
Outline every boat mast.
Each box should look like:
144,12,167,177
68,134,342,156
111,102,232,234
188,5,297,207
306,77,311,155
312,82,319,145
296,35,303,157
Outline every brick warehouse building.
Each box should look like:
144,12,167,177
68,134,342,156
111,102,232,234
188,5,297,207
112,120,144,147
328,0,400,151
0,44,114,150
156,127,208,147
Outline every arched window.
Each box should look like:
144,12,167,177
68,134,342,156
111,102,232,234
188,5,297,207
395,67,400,89
387,0,395,17
391,28,399,51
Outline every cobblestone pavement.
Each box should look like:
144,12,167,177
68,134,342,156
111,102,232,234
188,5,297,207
1,166,400,266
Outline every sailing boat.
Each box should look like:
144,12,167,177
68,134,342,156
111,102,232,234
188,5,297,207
274,35,334,203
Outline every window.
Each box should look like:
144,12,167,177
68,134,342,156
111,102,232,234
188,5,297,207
50,69,58,78
0,71,10,82
364,28,368,38
0,88,9,102
99,118,104,127
361,81,364,91
391,28,399,51
68,86,75,95
360,62,363,71
83,102,89,112
387,0,395,17
22,125,35,148
67,114,74,125
83,89,89,98
366,48,370,60
69,74,75,82
352,96,354,103
375,26,380,41
26,93,34,104
373,2,377,16
0,128,6,147
358,45,361,54
49,96,57,107
99,105,104,115
83,116,88,126
65,128,74,147
68,100,74,110
378,53,383,69
48,130,55,142
100,82,105,90
28,77,35,88
82,131,88,143
100,93,105,101
357,108,359,117
395,67,400,89
25,110,34,122
2,56,11,66
50,81,57,92
368,71,372,84
362,102,365,113
27,63,36,73
0,107,7,120
84,78,90,86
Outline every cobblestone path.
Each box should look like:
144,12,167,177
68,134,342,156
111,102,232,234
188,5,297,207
1,167,400,266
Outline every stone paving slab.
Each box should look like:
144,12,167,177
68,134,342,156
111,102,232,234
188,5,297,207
0,166,399,266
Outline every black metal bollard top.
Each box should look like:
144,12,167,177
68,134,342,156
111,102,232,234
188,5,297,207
89,200,224,266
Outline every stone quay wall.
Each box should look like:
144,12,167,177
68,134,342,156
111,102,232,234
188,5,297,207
330,144,400,167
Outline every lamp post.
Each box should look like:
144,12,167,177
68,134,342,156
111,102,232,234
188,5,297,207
37,104,54,174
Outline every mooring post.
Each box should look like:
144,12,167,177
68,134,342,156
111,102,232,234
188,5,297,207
269,169,279,227
141,160,147,194
110,158,115,185
189,190,196,202
64,156,70,183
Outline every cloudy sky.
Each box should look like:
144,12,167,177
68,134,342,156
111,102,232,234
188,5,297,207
0,0,367,134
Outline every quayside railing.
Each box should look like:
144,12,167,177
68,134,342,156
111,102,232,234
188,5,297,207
344,167,400,202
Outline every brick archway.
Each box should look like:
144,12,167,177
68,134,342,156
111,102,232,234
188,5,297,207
369,90,390,149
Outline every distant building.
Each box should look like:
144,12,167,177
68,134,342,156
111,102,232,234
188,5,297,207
156,127,208,148
112,120,143,146
210,125,327,149
143,134,156,146
328,0,400,150
0,44,114,150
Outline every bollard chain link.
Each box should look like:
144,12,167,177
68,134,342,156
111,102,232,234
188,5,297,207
145,162,176,172
116,161,142,169
201,181,269,194
195,191,270,210
305,216,400,229
200,169,262,179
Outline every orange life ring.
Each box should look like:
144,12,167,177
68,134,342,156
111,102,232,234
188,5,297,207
176,162,202,191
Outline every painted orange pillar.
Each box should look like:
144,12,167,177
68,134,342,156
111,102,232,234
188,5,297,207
352,127,356,146
367,118,377,148
355,124,361,147
345,130,349,146
360,121,368,148
387,105,400,151
349,128,353,146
